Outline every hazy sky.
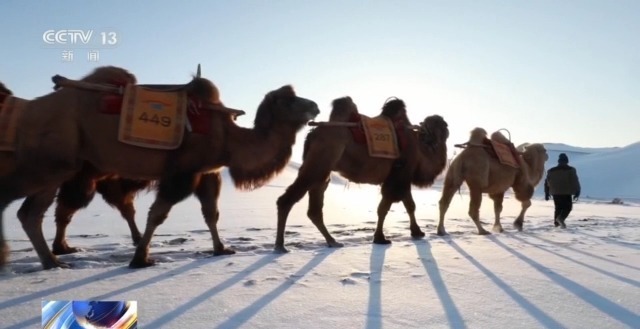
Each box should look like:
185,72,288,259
1,0,638,160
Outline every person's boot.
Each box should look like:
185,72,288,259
557,217,567,229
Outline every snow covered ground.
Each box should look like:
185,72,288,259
1,147,639,328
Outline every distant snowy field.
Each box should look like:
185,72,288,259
0,142,638,328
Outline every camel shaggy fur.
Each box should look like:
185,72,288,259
0,66,319,270
275,97,449,252
437,128,548,235
0,81,148,255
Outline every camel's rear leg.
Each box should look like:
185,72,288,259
18,189,68,269
489,193,505,233
129,173,197,268
0,202,10,268
307,179,342,248
468,189,490,235
403,192,425,239
194,173,234,256
97,179,146,246
437,175,462,236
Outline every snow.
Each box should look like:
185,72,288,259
537,141,640,201
1,143,639,328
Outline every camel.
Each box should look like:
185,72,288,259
436,128,548,236
275,96,449,252
52,174,151,255
0,66,320,270
0,81,148,255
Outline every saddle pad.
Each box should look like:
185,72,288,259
118,84,187,149
490,140,520,168
0,96,27,151
360,115,400,159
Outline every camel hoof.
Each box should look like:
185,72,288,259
43,260,71,270
213,248,236,256
513,221,523,231
411,229,426,239
373,237,392,245
129,257,155,269
0,243,9,267
52,245,80,255
492,226,504,233
273,245,290,254
478,230,492,236
436,227,448,236
327,241,344,248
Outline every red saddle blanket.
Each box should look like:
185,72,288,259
482,138,520,168
347,112,408,152
101,87,211,135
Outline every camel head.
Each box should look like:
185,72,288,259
419,115,449,146
254,85,319,134
518,143,548,186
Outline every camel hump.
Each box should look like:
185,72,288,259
329,96,358,122
490,130,511,145
468,127,487,144
79,66,137,86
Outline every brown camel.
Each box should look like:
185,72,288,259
0,81,148,255
52,174,151,255
0,66,319,270
275,97,449,252
436,128,548,235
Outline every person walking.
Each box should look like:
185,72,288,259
544,153,581,228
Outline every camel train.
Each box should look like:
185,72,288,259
0,67,547,271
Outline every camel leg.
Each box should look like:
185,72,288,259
52,177,97,255
490,193,505,233
437,177,459,236
18,189,68,269
468,189,490,235
0,202,10,268
98,180,142,246
513,185,534,231
195,173,234,256
129,173,197,268
403,193,425,239
514,199,531,231
373,197,394,244
307,179,342,248
276,175,320,253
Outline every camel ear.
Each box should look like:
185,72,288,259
196,64,201,78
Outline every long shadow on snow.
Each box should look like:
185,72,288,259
215,249,337,329
489,235,639,328
144,253,285,328
414,239,467,329
365,243,389,329
3,255,226,329
531,235,640,272
573,231,640,251
511,235,640,288
447,239,564,328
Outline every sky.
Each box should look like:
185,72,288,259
1,0,638,160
